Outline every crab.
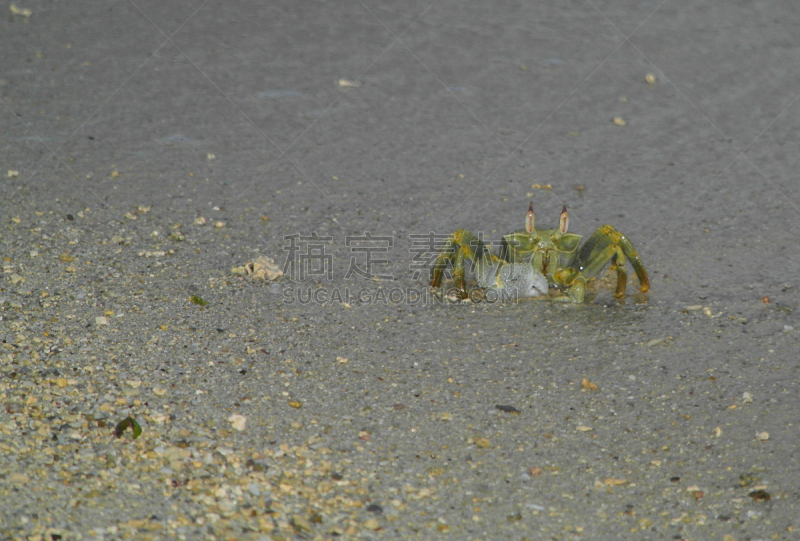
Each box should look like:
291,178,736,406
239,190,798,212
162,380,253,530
429,202,650,303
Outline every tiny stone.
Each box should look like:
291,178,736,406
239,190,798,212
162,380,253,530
228,414,247,431
604,478,627,486
495,405,520,414
9,473,30,485
291,515,312,533
363,518,380,530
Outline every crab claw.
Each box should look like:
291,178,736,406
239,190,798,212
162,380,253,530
525,202,535,233
493,264,549,298
559,203,569,234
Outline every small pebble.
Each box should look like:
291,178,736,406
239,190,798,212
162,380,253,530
228,414,247,431
604,478,627,486
363,518,380,530
475,438,491,448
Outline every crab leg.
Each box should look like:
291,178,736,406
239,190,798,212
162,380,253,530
551,268,587,303
430,229,495,299
576,225,650,296
430,230,464,289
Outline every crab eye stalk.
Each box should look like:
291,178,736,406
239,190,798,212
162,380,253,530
525,202,535,233
559,203,569,234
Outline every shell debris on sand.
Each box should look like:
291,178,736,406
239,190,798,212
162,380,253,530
232,256,283,280
227,414,247,431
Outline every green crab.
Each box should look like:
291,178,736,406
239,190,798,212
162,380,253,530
430,202,650,303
